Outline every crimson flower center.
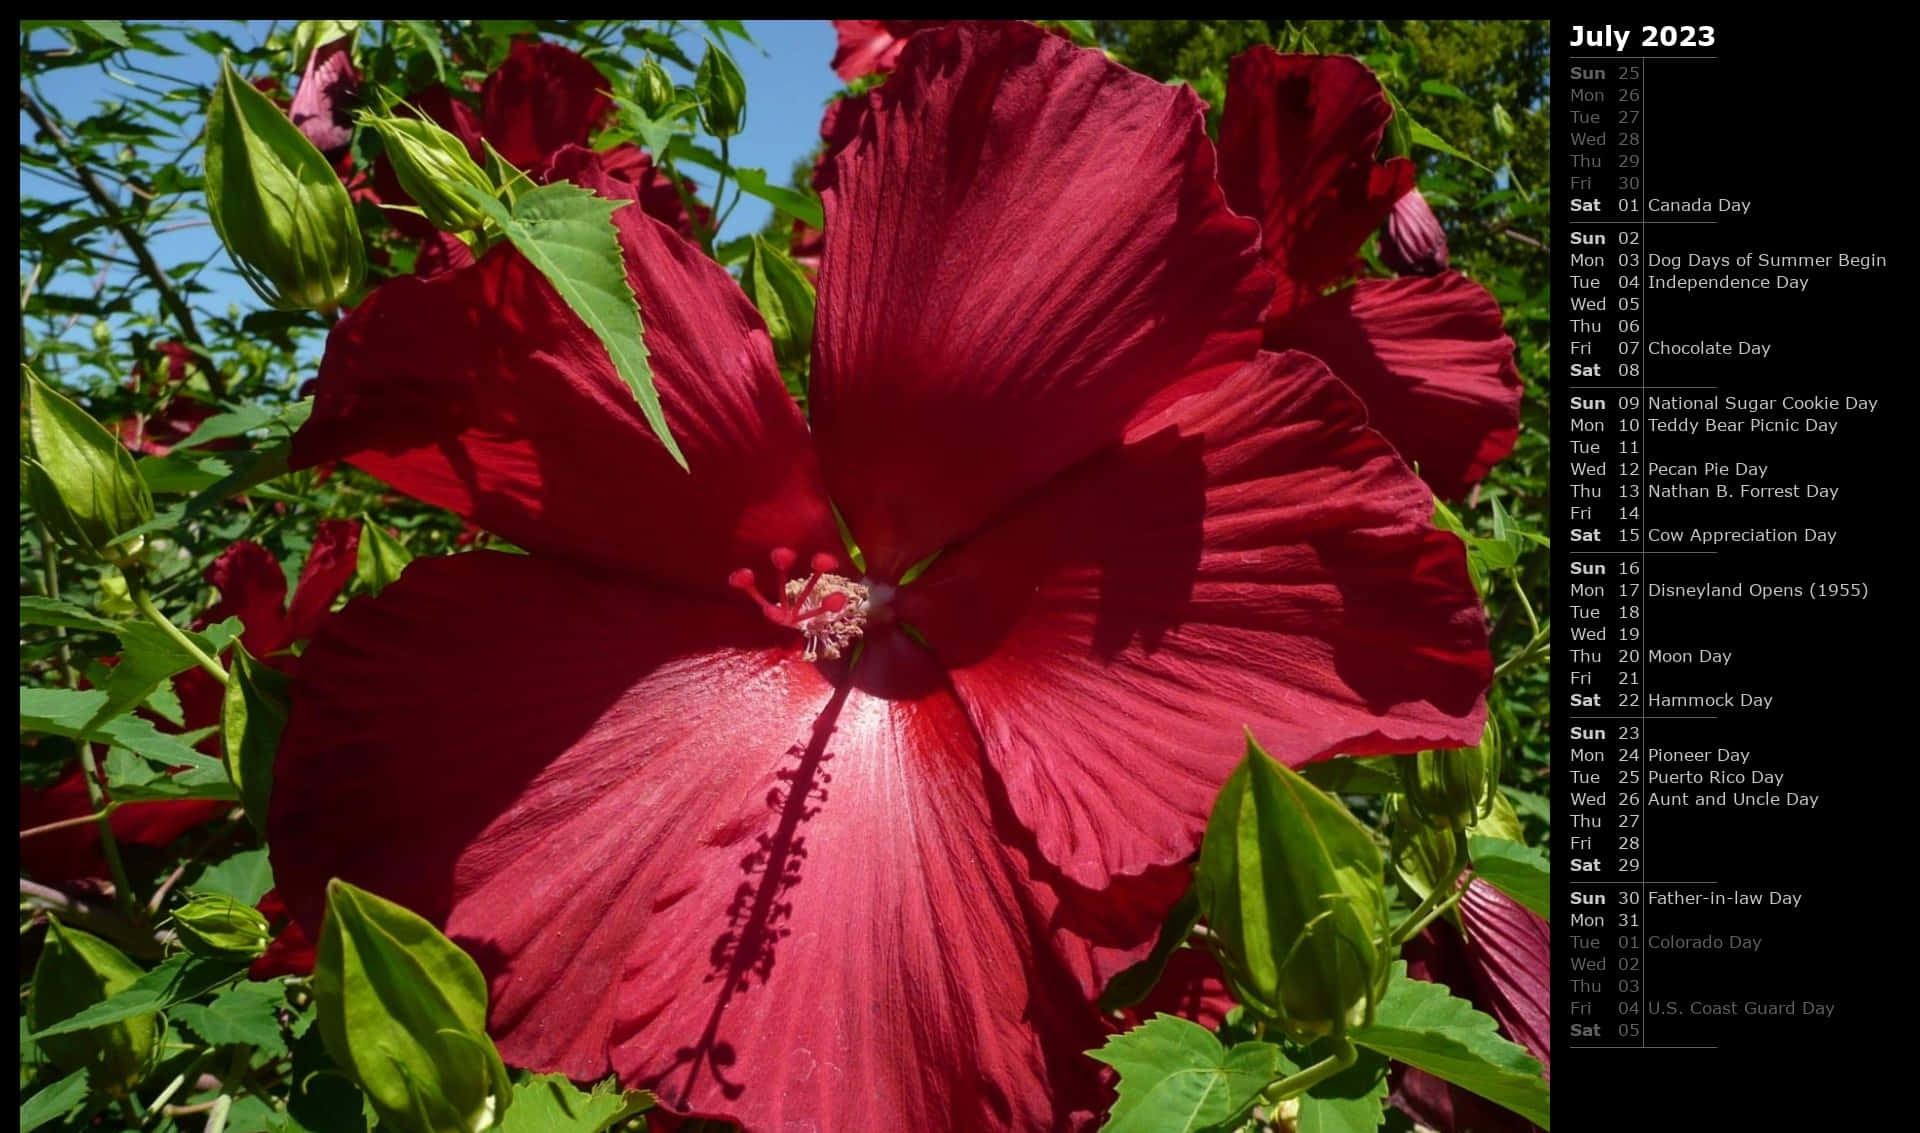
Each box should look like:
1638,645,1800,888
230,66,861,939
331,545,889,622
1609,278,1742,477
728,547,871,661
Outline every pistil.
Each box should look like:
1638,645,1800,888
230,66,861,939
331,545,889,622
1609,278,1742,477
729,548,871,661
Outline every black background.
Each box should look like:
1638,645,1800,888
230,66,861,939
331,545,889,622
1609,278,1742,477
1553,20,1901,1131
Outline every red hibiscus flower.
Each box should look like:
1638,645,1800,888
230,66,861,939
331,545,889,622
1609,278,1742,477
1218,48,1523,499
1394,880,1551,1132
110,341,230,458
273,24,1488,1130
19,525,360,884
373,40,706,253
172,521,361,731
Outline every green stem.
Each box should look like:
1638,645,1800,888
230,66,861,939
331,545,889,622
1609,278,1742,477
34,520,80,689
1494,627,1550,678
1262,1034,1357,1109
70,734,138,919
129,576,229,684
708,133,733,245
1510,571,1540,637
661,153,713,255
1391,826,1475,947
146,1049,215,1118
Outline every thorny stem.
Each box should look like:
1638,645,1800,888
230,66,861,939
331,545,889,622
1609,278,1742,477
18,87,227,398
129,575,230,685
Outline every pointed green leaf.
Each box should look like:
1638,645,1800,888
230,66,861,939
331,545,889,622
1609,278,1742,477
20,1067,91,1132
1099,890,1200,1012
1466,836,1551,921
1283,1042,1389,1133
1417,78,1468,100
184,437,292,513
18,596,120,634
22,687,233,785
82,618,227,734
731,167,823,230
189,847,276,906
1088,1015,1282,1133
169,981,287,1052
354,521,413,596
740,236,816,368
1348,963,1550,1128
31,952,246,1038
23,20,131,48
454,181,684,469
496,1074,652,1132
1301,756,1401,796
224,641,292,834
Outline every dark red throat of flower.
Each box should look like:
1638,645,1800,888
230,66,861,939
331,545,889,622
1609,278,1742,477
729,547,870,662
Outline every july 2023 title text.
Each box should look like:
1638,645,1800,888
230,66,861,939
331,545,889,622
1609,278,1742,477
1569,24,1718,51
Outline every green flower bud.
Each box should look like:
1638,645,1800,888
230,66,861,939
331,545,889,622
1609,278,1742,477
636,59,676,119
1196,734,1391,1042
1492,102,1516,142
21,366,153,562
364,114,495,233
695,46,746,139
28,922,162,1097
171,895,274,959
1403,719,1502,829
204,54,365,312
740,236,816,368
316,880,511,1133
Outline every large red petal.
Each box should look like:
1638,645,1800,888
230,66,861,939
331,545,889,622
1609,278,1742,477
1268,273,1522,498
829,20,947,81
1396,887,1548,1133
811,21,1270,578
900,353,1489,886
1218,49,1414,318
285,519,361,644
1457,879,1552,1073
482,41,611,170
294,183,837,596
198,541,290,653
272,556,1137,1130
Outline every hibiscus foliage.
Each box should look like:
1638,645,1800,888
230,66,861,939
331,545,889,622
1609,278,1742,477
21,19,1551,1133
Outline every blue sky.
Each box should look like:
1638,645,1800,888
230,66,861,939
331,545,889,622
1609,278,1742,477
21,20,845,321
